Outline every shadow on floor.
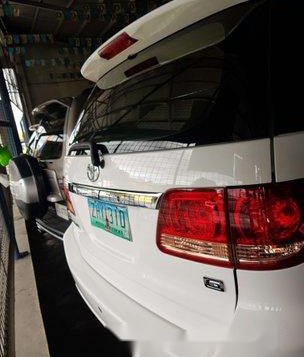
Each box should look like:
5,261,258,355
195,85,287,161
26,222,132,357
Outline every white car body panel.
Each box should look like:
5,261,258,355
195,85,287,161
65,138,271,192
274,131,304,182
64,138,272,343
65,220,304,356
98,21,226,90
228,264,304,357
65,224,233,342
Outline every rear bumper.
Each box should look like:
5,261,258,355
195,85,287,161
64,224,184,342
36,206,70,240
64,224,304,357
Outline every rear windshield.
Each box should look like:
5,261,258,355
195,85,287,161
70,0,303,154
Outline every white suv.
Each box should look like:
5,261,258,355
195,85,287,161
64,1,304,356
9,91,90,239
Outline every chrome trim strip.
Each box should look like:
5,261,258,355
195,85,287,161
69,183,162,209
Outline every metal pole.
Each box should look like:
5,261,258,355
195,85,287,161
0,65,23,156
0,179,29,259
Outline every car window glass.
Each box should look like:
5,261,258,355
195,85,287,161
271,1,304,135
29,134,63,160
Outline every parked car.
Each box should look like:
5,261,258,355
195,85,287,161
17,0,304,355
28,98,72,238
9,91,90,239
64,0,304,355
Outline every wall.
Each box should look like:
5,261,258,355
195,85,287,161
20,43,91,115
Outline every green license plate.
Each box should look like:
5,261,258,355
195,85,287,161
88,198,132,241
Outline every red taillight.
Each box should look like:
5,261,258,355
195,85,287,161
157,181,304,270
125,57,159,78
98,32,138,60
228,182,304,269
157,189,232,267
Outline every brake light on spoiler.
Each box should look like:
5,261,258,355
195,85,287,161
157,181,304,270
125,57,159,78
98,32,138,60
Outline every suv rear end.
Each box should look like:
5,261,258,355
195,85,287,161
63,1,304,356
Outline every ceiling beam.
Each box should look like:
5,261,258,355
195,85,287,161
54,15,64,36
31,8,39,31
77,18,89,36
9,0,69,12
67,0,75,8
30,0,42,32
0,16,8,35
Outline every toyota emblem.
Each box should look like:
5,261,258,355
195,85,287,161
87,164,100,182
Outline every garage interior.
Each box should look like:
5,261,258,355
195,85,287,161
0,1,303,356
0,0,168,133
0,1,167,356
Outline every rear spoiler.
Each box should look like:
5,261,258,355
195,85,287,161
81,0,248,84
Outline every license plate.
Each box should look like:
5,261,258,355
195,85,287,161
55,203,69,221
87,198,132,241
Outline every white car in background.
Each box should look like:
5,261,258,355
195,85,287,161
9,92,90,239
26,99,72,238
63,0,304,356
28,99,70,187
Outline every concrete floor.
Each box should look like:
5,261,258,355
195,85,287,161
14,207,50,357
14,207,131,357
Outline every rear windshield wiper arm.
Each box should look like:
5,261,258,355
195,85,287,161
68,141,109,167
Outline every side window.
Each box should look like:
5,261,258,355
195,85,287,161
31,135,63,160
38,140,63,160
272,1,304,135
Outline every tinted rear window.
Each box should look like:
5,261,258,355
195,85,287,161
28,134,63,160
272,1,304,135
33,102,67,133
70,0,303,154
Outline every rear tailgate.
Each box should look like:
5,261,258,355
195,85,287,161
65,0,275,340
65,139,271,339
